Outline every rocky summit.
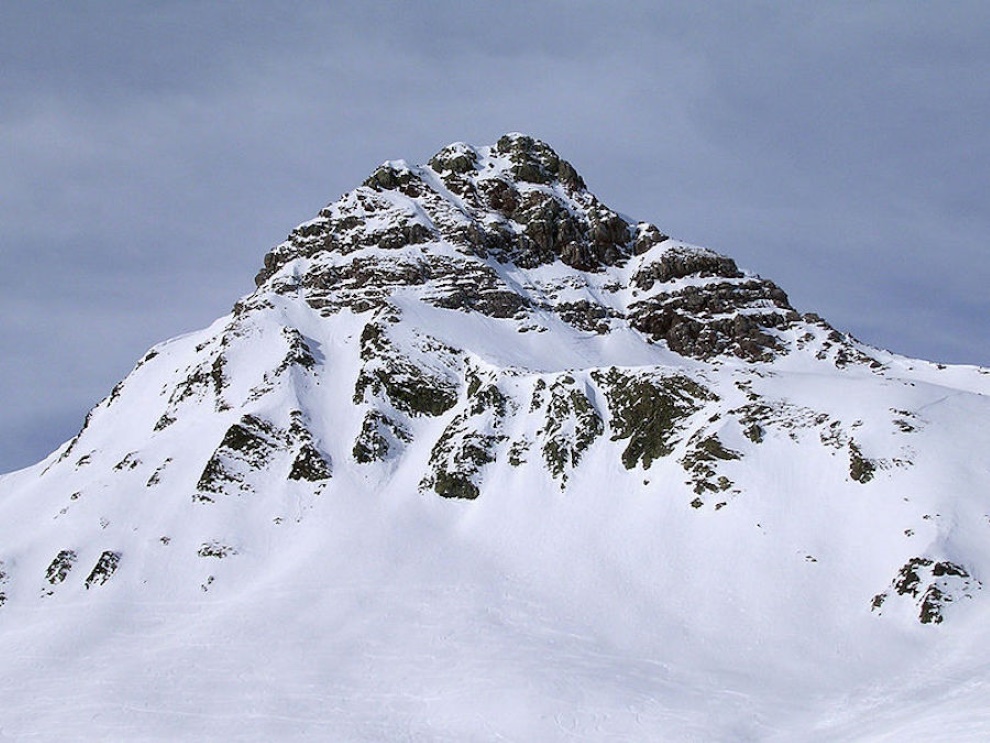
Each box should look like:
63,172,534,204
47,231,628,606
2,135,990,740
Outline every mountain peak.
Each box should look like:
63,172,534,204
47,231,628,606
4,134,990,739
424,133,586,191
490,132,587,191
253,135,815,363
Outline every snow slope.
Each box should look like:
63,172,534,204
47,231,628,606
2,134,990,740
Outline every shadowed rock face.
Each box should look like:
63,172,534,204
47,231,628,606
257,135,637,284
629,279,799,361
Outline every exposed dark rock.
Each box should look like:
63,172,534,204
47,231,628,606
196,415,290,499
681,433,742,496
197,542,237,559
873,557,981,624
84,551,120,588
480,177,521,216
425,262,531,319
289,443,332,482
429,143,479,176
507,439,530,466
529,378,548,412
354,321,459,417
301,255,434,314
633,224,669,255
422,382,508,499
433,471,482,500
629,279,798,361
493,134,586,191
254,135,646,304
45,550,77,585
279,328,318,370
593,369,715,469
729,399,830,444
133,348,159,369
113,452,140,471
107,380,126,405
428,421,501,499
362,162,422,194
246,136,823,373
555,300,616,334
369,222,434,251
494,189,631,271
164,349,230,419
537,376,604,483
52,407,96,467
289,444,329,482
894,558,932,597
353,410,412,463
848,441,876,483
437,288,529,319
218,416,280,457
632,246,741,290
468,381,509,418
285,412,332,482
919,585,947,624
146,458,172,487
933,562,969,578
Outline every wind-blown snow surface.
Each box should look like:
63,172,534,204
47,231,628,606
2,135,990,740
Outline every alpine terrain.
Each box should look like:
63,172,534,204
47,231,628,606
2,134,990,740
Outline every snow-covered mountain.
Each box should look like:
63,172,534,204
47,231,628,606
3,134,990,740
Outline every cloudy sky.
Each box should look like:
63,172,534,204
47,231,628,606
2,2,988,473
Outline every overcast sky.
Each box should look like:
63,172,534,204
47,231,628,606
2,2,988,473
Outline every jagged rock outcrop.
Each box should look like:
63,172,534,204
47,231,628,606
872,558,982,624
250,133,811,363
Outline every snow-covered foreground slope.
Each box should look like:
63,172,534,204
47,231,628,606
2,135,990,740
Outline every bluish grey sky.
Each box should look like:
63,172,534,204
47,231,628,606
2,2,989,473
